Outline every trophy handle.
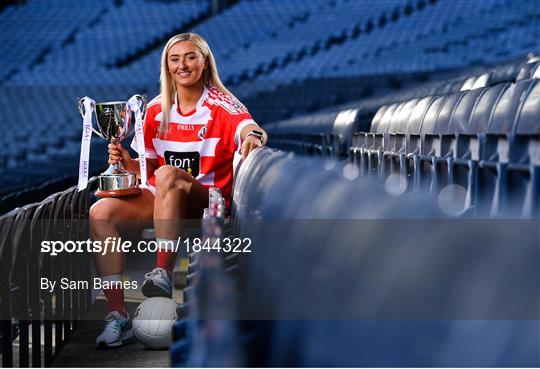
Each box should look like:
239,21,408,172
77,97,95,118
130,94,147,115
78,97,104,138
77,97,85,118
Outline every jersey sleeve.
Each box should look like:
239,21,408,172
130,107,159,159
232,111,259,151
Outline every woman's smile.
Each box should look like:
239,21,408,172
167,41,206,89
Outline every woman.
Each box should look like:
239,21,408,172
89,33,267,348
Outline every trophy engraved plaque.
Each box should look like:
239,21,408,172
78,95,147,197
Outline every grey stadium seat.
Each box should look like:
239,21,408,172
393,98,419,134
377,103,399,134
447,87,485,134
488,79,536,133
469,83,509,133
405,96,435,134
515,79,539,134
370,104,389,133
387,102,406,134
420,95,448,134
434,91,466,134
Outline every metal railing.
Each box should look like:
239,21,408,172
0,177,96,367
350,132,540,218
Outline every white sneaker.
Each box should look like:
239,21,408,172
96,311,133,348
142,267,172,298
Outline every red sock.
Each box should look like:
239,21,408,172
156,249,177,276
101,274,127,317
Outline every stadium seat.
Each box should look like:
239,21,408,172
432,92,466,134
391,99,419,134
369,104,389,134
368,74,539,138
489,79,537,133
468,82,509,133
514,78,540,133
447,88,485,134
516,59,540,81
405,96,435,134
419,95,448,134
376,103,399,134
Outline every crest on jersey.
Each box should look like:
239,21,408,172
197,125,207,140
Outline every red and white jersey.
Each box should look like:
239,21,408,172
131,86,257,208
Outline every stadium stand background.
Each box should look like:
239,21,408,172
0,0,539,366
1,0,538,213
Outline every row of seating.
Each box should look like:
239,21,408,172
105,0,340,87
266,107,368,158
82,0,539,96
0,135,106,212
360,1,540,76
255,54,539,125
170,147,540,366
371,78,539,134
238,0,539,94
350,132,539,218
402,56,540,99
0,180,95,366
0,1,109,83
219,0,408,83
7,0,208,85
2,0,539,202
170,187,237,366
267,133,340,159
0,79,140,195
266,55,539,157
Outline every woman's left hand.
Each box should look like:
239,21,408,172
241,135,264,161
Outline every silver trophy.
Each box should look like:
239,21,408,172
78,95,147,197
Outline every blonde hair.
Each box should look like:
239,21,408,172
159,32,236,136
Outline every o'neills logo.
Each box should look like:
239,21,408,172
177,124,194,131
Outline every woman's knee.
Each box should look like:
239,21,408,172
155,165,191,195
89,199,120,238
89,199,117,221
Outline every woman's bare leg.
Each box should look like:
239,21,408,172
141,166,209,297
90,190,154,347
89,189,154,277
153,165,209,239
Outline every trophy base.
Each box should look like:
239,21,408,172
95,168,140,198
95,187,141,198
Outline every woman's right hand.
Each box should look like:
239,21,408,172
108,142,131,166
